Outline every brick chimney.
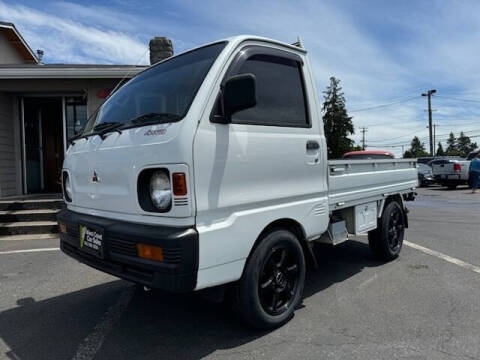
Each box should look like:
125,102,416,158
149,37,173,65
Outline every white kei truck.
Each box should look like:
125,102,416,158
58,36,418,329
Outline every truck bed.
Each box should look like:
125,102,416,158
327,159,418,210
432,160,470,181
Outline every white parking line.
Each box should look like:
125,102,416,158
0,248,60,255
71,286,135,360
404,240,480,274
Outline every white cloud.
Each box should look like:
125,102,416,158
0,1,148,64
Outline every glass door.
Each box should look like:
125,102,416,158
23,99,43,193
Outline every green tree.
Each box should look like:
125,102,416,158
404,136,428,158
322,77,355,159
436,142,445,156
445,132,459,156
456,131,477,157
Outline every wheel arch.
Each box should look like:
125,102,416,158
247,218,318,270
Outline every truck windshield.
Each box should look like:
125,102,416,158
82,41,226,134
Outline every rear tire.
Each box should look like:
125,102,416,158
236,229,306,329
368,201,405,260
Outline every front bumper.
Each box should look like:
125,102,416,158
57,209,198,293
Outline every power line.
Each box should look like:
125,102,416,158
349,96,420,113
435,95,480,103
367,127,427,143
368,129,480,147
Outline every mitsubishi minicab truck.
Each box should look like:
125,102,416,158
58,36,417,329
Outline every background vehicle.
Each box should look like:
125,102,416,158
467,150,480,161
418,163,435,187
417,156,439,165
58,36,417,329
342,150,394,160
431,158,470,189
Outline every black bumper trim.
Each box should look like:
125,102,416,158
57,209,198,293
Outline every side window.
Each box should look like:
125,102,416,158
231,54,309,127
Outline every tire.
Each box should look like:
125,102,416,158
368,201,405,261
447,184,457,190
236,229,306,329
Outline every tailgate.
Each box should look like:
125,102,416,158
328,159,418,208
432,163,454,176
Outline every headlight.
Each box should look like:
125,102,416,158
63,172,72,202
149,171,171,211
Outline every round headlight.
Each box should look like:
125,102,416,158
149,171,171,211
63,173,72,202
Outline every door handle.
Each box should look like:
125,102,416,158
306,140,320,150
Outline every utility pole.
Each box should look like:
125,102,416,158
360,127,368,150
433,124,438,155
422,89,436,156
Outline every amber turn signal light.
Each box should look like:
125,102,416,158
172,172,187,196
137,243,164,262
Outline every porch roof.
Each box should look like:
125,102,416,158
0,64,147,79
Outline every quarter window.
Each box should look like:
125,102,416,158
232,54,309,127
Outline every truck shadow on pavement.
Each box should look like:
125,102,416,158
0,239,387,360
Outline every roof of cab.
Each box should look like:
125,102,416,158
224,35,307,54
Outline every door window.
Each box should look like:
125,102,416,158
231,53,309,128
65,97,88,141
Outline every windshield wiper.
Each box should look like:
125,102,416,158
68,122,123,144
96,122,124,140
93,121,120,132
120,112,181,130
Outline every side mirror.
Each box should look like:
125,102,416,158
216,74,256,123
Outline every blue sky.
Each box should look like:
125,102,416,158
1,0,479,155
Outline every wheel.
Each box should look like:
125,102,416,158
368,201,405,260
447,184,457,190
236,229,306,329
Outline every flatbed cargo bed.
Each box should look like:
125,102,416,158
328,159,418,210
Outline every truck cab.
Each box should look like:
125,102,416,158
58,36,417,328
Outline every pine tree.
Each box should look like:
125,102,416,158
456,131,477,157
322,77,355,159
436,142,445,156
445,132,458,156
404,136,428,158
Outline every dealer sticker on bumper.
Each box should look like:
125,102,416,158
79,225,104,258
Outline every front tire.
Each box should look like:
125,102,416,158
236,229,306,329
368,201,405,260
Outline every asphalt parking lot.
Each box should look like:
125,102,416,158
1,186,480,360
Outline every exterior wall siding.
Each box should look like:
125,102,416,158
0,92,17,197
0,31,27,64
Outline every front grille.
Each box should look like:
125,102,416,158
108,237,137,257
108,237,182,264
67,223,79,239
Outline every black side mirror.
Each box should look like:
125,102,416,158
213,74,256,124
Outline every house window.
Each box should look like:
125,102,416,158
65,97,87,141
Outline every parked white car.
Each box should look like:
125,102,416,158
58,36,417,328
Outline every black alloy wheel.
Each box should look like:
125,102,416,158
235,229,306,329
258,245,300,316
368,201,405,260
387,204,404,253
